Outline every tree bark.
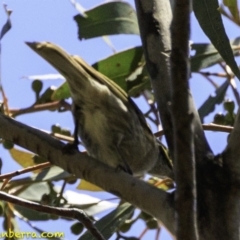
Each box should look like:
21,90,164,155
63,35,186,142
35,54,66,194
170,0,198,239
134,0,240,239
0,113,175,235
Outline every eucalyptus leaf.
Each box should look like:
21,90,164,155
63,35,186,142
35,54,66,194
127,64,151,96
14,205,51,221
5,167,71,190
9,148,35,168
223,0,239,22
79,203,135,240
32,166,70,182
37,86,57,104
93,46,148,95
191,37,240,72
77,179,103,191
63,190,117,216
51,82,70,100
198,80,229,122
17,182,50,202
14,182,59,221
193,0,240,79
74,1,139,39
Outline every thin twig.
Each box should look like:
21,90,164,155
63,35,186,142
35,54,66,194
0,5,12,116
138,227,148,239
8,202,49,235
52,133,74,142
9,100,71,117
202,123,233,133
56,180,67,206
0,191,105,240
199,71,229,78
198,73,218,88
0,86,10,116
143,91,160,126
229,77,240,106
154,123,233,137
155,227,161,240
0,162,51,181
146,115,158,126
219,62,240,106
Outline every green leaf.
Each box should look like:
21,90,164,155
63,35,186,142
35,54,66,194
224,0,237,5
17,182,50,201
191,37,240,71
92,46,148,94
37,86,57,104
14,205,51,221
198,80,229,122
5,167,71,189
32,166,70,182
64,190,117,216
127,65,151,96
51,81,70,100
14,182,57,221
9,148,35,168
74,1,139,40
79,203,135,240
77,179,103,191
193,0,240,79
223,0,239,22
2,139,14,149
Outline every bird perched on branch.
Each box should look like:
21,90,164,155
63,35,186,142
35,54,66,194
26,41,173,178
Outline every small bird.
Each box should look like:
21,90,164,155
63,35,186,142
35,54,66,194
26,42,173,177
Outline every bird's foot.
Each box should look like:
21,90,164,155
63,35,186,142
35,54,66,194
116,164,133,175
62,142,79,154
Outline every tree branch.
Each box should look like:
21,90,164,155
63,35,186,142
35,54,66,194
0,162,51,181
155,124,233,138
0,191,105,240
223,109,240,179
219,109,240,240
9,100,71,118
204,109,240,239
170,0,198,239
0,114,175,235
134,0,213,164
134,0,174,153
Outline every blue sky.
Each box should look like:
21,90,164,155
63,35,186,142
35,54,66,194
0,0,240,239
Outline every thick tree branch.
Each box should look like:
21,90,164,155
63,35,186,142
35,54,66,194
170,0,198,239
0,114,175,235
135,1,216,239
216,109,240,239
199,109,240,240
224,109,240,178
134,0,213,165
134,0,174,153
